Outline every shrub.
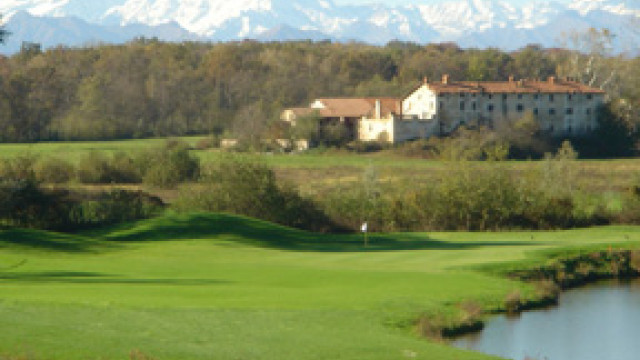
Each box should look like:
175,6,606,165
71,190,163,227
345,140,387,153
176,155,338,232
195,136,220,150
630,250,640,272
76,152,113,183
34,157,75,183
393,139,438,159
109,152,143,183
613,186,640,224
415,313,446,339
504,290,522,314
0,177,70,229
534,280,560,303
76,152,142,184
138,144,200,188
459,300,483,323
0,155,37,180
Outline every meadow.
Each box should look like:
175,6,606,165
2,137,640,198
1,211,639,360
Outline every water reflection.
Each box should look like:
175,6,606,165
451,279,640,360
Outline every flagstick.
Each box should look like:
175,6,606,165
361,221,368,248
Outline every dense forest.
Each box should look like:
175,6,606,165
0,28,638,146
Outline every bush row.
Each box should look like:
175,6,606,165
0,177,163,231
175,144,640,232
0,141,200,188
4,142,640,233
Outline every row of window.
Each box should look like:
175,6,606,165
440,93,595,101
449,100,592,115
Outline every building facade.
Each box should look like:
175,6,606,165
282,75,606,144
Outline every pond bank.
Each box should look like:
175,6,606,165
451,278,640,360
420,248,640,339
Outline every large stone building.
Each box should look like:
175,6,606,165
282,75,606,144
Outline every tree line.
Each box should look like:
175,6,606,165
0,30,637,146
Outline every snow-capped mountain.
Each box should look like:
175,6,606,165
0,0,638,54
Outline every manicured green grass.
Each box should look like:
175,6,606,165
1,212,638,360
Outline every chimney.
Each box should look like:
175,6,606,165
423,76,429,84
442,74,449,84
548,76,556,85
508,75,514,83
375,99,381,119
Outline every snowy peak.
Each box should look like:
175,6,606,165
568,0,640,16
105,0,274,35
0,0,638,54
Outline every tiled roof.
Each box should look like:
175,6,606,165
421,77,606,95
285,107,318,116
314,97,401,117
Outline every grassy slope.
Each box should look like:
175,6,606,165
1,213,639,360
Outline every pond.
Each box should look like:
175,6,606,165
451,278,640,360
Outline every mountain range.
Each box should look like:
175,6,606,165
1,0,638,54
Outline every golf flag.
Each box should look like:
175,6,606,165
361,222,368,233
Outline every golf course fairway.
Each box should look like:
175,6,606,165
1,212,638,360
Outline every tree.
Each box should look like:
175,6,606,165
511,45,555,79
558,28,619,98
0,14,8,44
232,102,268,148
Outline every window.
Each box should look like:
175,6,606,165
567,94,573,101
472,93,476,98
587,94,593,100
533,108,539,116
517,94,523,100
517,104,524,112
549,108,556,115
460,92,465,97
460,101,465,111
586,108,591,115
472,102,477,111
566,108,573,115
488,94,493,99
439,101,444,109
549,94,554,102
487,104,494,112
502,94,508,100
534,94,539,100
